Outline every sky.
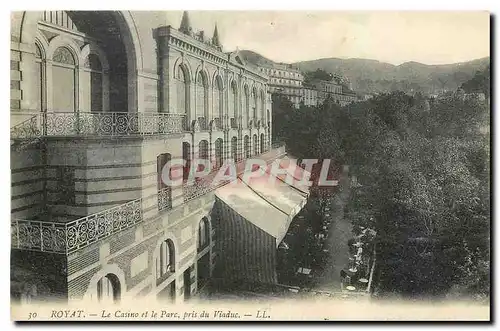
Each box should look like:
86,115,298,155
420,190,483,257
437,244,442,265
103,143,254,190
164,11,490,65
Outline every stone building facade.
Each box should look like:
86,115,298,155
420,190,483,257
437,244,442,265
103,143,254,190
309,79,358,107
10,10,280,304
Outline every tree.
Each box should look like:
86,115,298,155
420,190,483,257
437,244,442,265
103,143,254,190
303,69,334,85
461,65,490,100
277,89,490,300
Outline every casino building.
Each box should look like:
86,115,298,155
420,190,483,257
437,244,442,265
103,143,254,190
10,11,309,304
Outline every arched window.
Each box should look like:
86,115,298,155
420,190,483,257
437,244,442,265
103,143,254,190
244,135,250,158
176,65,189,116
229,81,238,128
260,90,265,120
156,239,175,281
231,136,238,162
244,86,249,128
260,133,265,153
96,273,121,303
252,88,257,121
157,153,172,211
196,72,207,119
199,140,209,160
198,217,210,251
214,138,223,169
52,46,76,112
213,76,223,120
253,134,258,155
83,53,103,112
183,142,191,181
35,43,44,112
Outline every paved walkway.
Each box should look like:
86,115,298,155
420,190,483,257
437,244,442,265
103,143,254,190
313,167,352,292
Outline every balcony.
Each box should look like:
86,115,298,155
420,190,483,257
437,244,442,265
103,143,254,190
11,112,185,139
213,117,222,131
198,117,208,131
11,198,142,254
11,145,285,255
158,187,172,212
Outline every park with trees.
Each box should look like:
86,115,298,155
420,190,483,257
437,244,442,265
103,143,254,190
272,74,490,301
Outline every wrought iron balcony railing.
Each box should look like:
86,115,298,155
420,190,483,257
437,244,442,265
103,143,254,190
158,187,172,212
198,117,208,131
65,198,142,252
11,219,67,253
11,115,42,140
213,117,222,131
11,198,143,254
10,114,43,149
11,112,186,138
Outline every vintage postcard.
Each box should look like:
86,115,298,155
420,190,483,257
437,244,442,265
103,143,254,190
9,10,490,321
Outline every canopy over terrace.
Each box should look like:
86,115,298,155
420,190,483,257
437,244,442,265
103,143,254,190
213,159,310,284
215,161,310,246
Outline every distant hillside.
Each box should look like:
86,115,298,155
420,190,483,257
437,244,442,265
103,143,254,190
239,50,490,95
239,50,277,66
293,57,490,95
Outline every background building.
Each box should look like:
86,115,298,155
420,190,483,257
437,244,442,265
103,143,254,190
306,79,357,107
258,63,304,108
255,62,357,108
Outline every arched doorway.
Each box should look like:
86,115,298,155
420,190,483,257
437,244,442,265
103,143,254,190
156,239,176,302
197,217,211,291
96,273,121,303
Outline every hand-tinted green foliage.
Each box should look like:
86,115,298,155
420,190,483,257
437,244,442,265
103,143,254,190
273,91,490,300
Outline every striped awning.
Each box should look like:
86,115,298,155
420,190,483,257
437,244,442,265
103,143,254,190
215,164,309,246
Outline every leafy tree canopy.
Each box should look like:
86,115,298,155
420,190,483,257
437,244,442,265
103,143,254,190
272,90,490,301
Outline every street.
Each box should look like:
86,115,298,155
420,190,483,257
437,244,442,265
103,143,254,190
312,166,352,292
